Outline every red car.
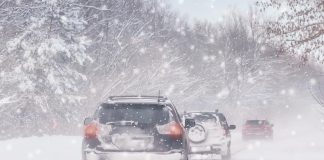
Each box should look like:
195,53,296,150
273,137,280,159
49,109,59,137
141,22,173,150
242,120,273,140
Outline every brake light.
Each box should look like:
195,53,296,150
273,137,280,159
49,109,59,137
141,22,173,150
157,122,183,139
264,125,270,130
222,128,227,136
84,123,98,139
243,125,249,130
169,123,183,139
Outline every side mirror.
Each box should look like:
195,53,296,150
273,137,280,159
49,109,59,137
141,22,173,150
185,119,195,128
229,125,236,130
84,117,94,125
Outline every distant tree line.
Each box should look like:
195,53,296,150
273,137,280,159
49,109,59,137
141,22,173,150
0,0,301,139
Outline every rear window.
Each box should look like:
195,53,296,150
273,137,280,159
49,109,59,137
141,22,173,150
246,120,268,125
186,113,217,123
98,103,173,125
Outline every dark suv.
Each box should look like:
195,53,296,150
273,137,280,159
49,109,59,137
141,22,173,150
82,96,195,160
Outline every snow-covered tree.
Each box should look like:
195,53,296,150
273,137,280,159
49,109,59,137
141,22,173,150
309,75,324,115
257,0,324,64
0,0,92,137
172,12,282,109
76,0,204,111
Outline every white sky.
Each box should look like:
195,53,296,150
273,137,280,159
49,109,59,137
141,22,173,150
164,0,258,22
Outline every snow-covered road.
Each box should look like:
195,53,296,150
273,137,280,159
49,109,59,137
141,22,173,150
231,130,324,160
1,129,323,160
231,116,324,160
229,99,324,160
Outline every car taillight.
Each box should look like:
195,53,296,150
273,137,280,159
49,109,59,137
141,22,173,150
84,123,98,139
169,123,183,139
157,122,183,139
222,128,227,136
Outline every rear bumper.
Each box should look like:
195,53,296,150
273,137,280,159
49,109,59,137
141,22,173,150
189,153,221,160
84,150,185,160
242,132,273,138
190,145,222,154
189,143,228,160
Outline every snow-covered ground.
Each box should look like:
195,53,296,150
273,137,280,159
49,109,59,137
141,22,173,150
232,129,324,160
0,136,82,160
1,129,323,160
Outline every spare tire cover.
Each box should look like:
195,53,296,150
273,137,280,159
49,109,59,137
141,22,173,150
188,124,207,143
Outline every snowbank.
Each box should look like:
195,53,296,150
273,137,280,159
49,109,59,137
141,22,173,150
0,136,82,160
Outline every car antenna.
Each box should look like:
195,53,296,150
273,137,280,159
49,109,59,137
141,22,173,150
158,90,161,103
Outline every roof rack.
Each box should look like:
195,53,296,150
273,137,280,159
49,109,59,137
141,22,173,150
108,95,167,102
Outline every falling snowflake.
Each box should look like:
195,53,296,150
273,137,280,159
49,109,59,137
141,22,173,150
178,0,184,4
203,55,209,61
260,46,266,52
133,68,140,74
210,55,216,61
310,142,316,147
90,88,97,93
114,19,119,24
190,45,195,50
235,58,241,65
163,63,170,68
288,88,295,95
220,62,225,68
262,100,268,105
280,90,286,95
248,78,255,84
139,48,146,54
310,78,317,85
6,144,13,151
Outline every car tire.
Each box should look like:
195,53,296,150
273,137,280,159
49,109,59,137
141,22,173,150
268,134,274,141
242,136,249,141
222,145,231,160
82,141,86,160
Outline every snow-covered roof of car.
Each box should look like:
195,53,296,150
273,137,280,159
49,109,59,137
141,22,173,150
104,95,171,105
185,111,217,115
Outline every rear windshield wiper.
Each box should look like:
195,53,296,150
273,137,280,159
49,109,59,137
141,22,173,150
105,121,138,126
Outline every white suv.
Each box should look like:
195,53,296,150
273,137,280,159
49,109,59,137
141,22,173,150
184,111,236,160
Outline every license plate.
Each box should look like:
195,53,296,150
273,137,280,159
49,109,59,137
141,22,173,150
191,146,212,153
189,153,221,160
